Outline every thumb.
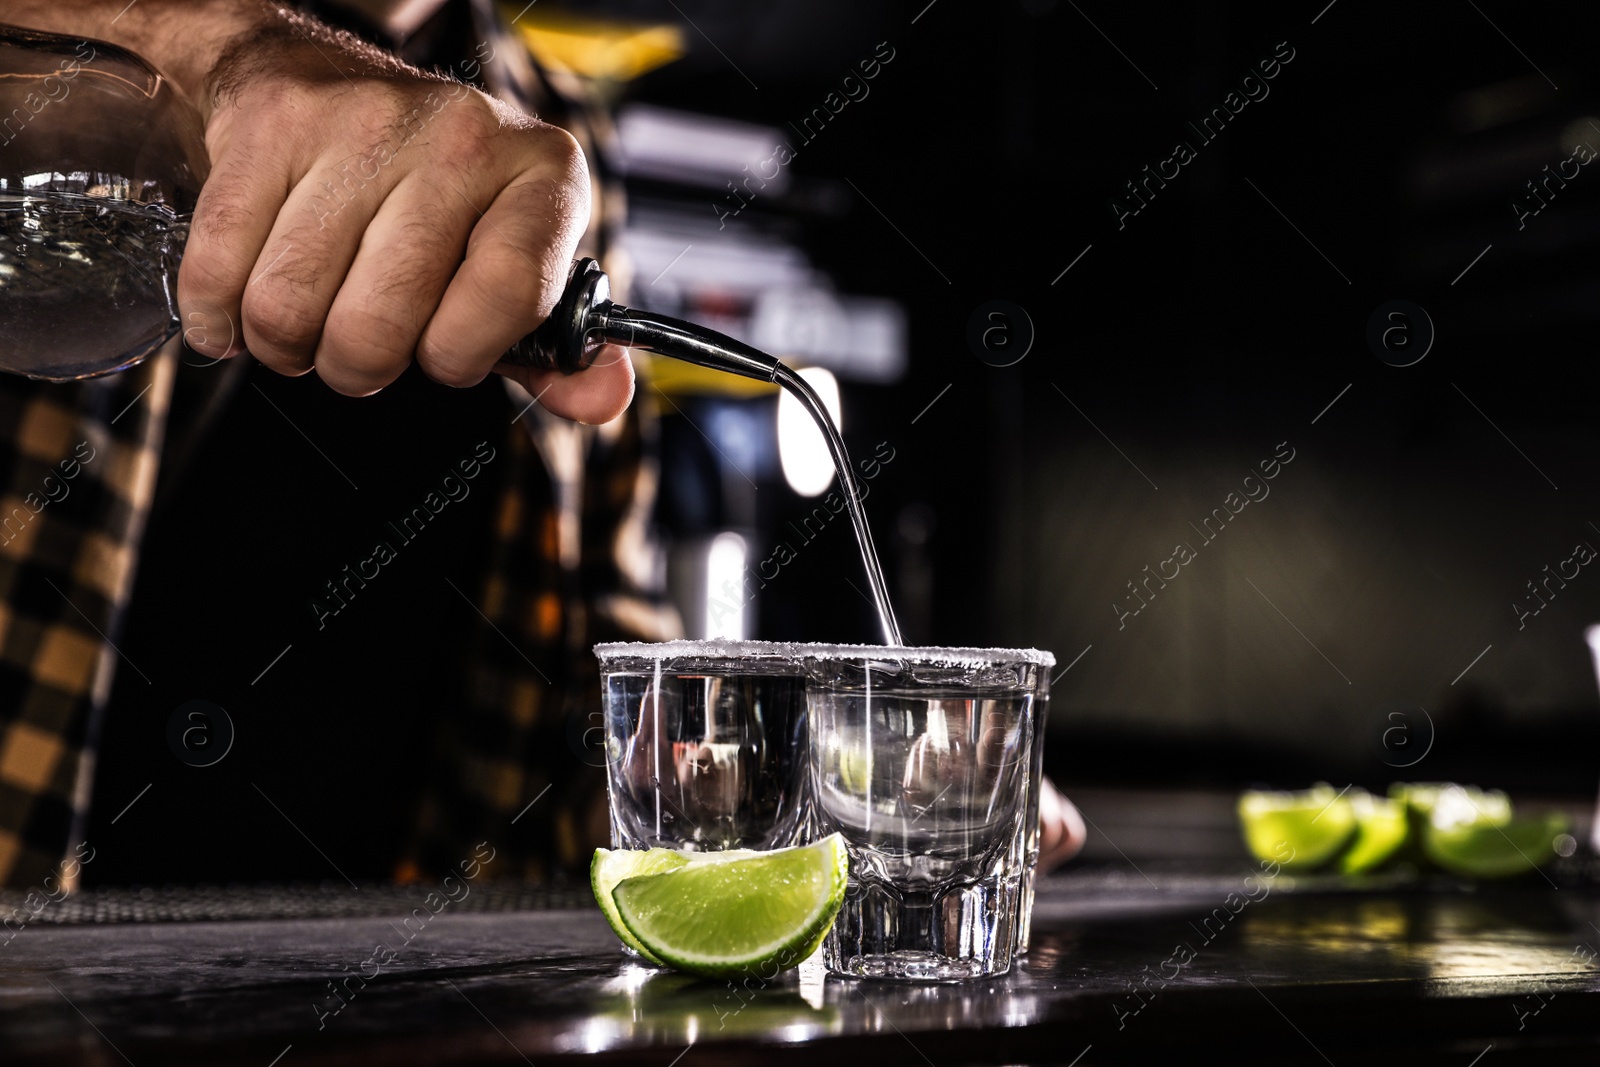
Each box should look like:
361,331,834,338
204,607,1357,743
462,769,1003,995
497,344,635,425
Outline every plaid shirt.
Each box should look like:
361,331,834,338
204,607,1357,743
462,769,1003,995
0,2,677,889
0,361,172,887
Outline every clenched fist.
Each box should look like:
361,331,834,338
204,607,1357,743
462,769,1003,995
19,0,634,421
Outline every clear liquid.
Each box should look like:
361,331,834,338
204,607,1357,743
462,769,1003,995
0,191,188,380
604,668,809,851
811,687,1030,874
810,684,1032,978
772,365,903,646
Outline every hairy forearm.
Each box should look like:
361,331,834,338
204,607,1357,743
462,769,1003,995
1,1,417,122
4,0,274,103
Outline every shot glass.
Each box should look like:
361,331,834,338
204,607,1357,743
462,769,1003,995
1016,682,1051,953
802,644,1053,981
594,640,811,852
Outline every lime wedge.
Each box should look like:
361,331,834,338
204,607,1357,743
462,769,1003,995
1393,782,1511,830
612,834,849,979
1338,791,1409,874
592,846,767,961
1391,782,1511,866
1238,783,1358,870
1423,810,1568,878
592,847,692,962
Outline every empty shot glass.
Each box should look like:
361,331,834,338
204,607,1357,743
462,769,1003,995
803,644,1052,981
595,640,811,852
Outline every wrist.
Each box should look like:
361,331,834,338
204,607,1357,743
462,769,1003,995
5,0,276,109
201,9,420,118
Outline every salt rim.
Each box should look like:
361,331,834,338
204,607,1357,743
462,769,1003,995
593,639,1054,668
593,639,812,662
794,642,1054,668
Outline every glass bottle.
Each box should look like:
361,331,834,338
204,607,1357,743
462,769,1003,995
0,25,208,380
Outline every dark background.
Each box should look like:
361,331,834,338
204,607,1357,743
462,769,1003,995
617,0,1600,796
87,0,1600,884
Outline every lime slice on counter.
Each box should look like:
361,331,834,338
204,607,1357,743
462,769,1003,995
1392,782,1512,830
1238,783,1358,870
1391,782,1511,866
612,834,849,979
592,847,692,962
592,846,764,962
1423,810,1568,878
1338,791,1409,874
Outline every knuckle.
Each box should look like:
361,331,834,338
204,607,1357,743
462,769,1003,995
532,123,588,184
319,307,416,384
433,105,499,172
500,168,590,251
176,246,239,314
422,360,486,389
241,286,322,358
527,148,591,229
180,208,257,304
190,188,257,252
470,248,549,324
415,339,487,389
392,210,463,270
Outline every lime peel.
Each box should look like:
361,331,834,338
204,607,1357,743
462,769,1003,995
1234,781,1569,879
1423,811,1568,879
591,847,692,962
1238,783,1358,871
1339,791,1409,874
611,834,849,979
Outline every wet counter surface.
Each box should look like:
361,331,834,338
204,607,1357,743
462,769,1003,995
3,868,1599,1066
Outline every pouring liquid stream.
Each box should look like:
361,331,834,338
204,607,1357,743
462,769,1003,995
563,281,905,647
771,364,903,647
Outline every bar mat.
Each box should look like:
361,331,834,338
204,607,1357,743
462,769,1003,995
6,855,1597,926
0,881,596,925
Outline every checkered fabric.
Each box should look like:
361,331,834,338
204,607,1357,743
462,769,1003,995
403,396,679,882
0,357,173,887
0,2,678,888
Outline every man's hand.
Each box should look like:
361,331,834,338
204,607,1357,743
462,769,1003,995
1038,778,1087,871
15,1,634,421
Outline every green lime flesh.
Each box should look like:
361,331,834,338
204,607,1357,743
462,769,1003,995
1423,812,1568,879
612,834,849,979
1238,783,1359,871
1339,792,1409,874
591,847,691,962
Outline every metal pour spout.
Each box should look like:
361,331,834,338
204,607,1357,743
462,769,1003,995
506,258,904,647
504,258,785,384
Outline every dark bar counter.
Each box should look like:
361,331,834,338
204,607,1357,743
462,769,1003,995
5,863,1600,1066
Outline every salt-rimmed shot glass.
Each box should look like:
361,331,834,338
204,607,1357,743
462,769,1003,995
1016,679,1051,954
801,644,1052,981
593,640,812,852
